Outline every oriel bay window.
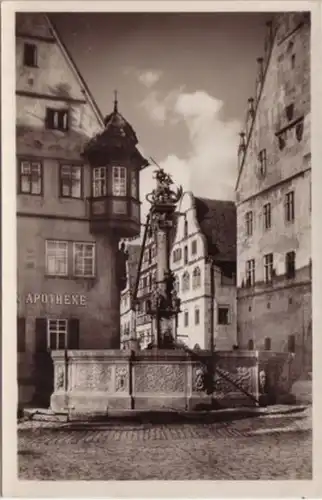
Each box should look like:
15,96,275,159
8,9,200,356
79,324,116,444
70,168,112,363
60,164,82,198
18,160,42,195
92,167,107,197
112,166,126,196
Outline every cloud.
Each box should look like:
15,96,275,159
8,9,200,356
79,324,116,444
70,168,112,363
138,70,163,88
133,89,241,241
140,87,185,125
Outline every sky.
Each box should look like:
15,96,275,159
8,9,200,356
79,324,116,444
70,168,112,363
51,12,272,217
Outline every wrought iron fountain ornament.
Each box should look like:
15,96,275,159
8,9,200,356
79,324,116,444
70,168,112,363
145,168,183,348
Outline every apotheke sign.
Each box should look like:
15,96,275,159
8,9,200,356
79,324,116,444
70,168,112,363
19,293,87,306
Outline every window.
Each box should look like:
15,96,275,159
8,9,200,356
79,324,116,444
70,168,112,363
264,337,271,351
184,245,188,264
248,339,254,350
263,203,271,230
191,240,197,255
245,211,253,236
285,191,295,222
112,166,126,196
192,267,201,289
17,317,26,353
47,319,68,350
246,259,255,287
173,248,182,263
258,149,267,177
218,306,229,325
23,43,37,67
73,242,95,278
264,253,274,283
93,167,107,197
285,251,296,279
195,307,200,325
148,248,152,264
184,219,188,238
46,240,68,276
60,165,82,198
174,275,180,293
184,310,189,327
291,54,296,69
288,334,296,353
131,171,138,198
18,160,42,195
285,103,294,121
46,108,69,131
182,271,190,292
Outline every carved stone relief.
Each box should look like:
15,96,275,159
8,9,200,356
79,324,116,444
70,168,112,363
134,364,185,393
72,363,112,391
115,366,129,392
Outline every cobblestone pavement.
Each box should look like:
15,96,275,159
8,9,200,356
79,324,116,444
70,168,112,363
18,410,312,480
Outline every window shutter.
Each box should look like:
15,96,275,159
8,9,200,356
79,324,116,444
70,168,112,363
35,317,47,352
68,318,79,349
17,317,26,352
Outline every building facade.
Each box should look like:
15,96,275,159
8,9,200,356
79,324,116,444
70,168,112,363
16,13,146,407
235,13,311,375
121,192,237,351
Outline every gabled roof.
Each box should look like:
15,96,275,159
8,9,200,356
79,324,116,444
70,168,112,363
194,197,236,263
45,15,104,128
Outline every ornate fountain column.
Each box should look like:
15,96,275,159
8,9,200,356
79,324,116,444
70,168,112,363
146,169,182,348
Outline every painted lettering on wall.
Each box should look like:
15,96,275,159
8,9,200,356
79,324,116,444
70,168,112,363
21,293,87,306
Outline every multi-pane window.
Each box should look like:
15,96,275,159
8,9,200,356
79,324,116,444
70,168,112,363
258,149,267,177
195,307,200,325
46,240,68,276
285,191,295,222
285,251,296,279
246,259,255,287
131,171,138,198
47,319,68,350
23,43,37,67
60,165,82,198
19,160,42,195
184,310,189,327
112,166,126,196
218,306,229,325
263,203,271,230
245,211,253,236
191,240,197,255
182,271,190,292
192,267,201,289
264,253,274,283
45,108,69,131
93,167,107,197
74,243,95,278
184,245,188,264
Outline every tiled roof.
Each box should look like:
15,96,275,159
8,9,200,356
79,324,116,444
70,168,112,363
194,197,236,262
